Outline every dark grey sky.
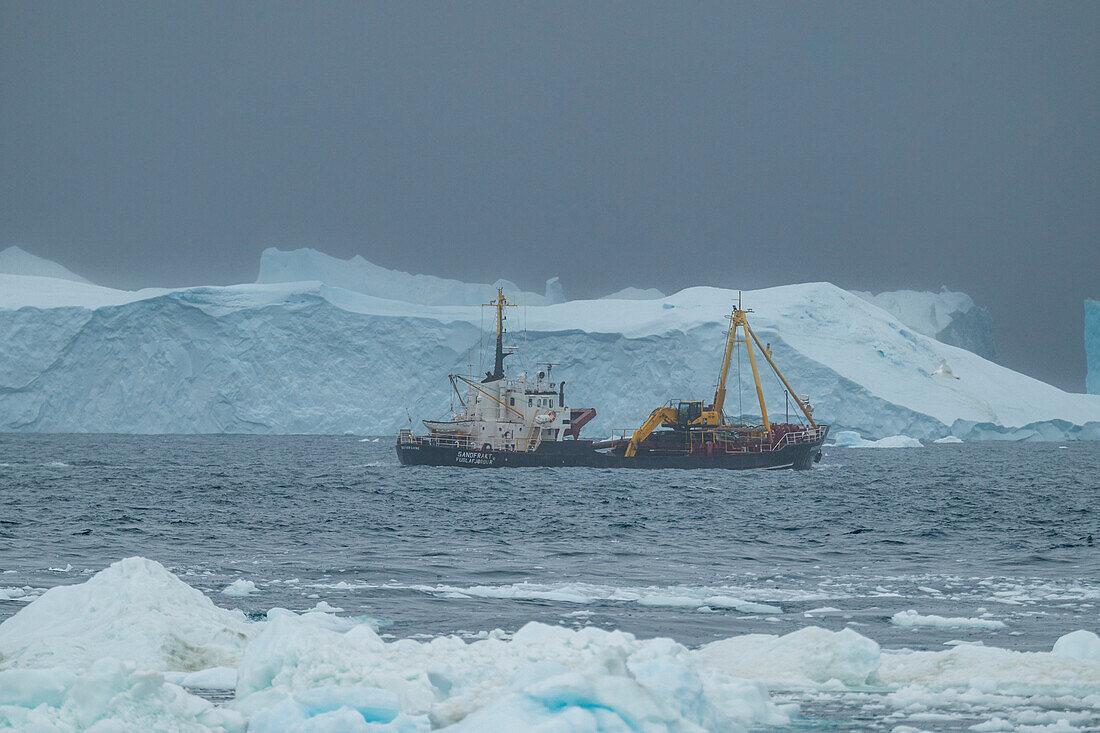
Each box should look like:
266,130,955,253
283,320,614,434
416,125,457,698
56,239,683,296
2,2,1098,390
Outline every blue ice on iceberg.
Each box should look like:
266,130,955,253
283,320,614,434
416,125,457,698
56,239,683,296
1,247,1098,439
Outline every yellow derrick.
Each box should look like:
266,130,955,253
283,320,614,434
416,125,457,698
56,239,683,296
623,296,813,457
744,322,817,428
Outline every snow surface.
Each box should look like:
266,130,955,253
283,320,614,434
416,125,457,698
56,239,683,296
933,435,964,444
853,287,996,360
2,560,1099,732
1087,298,1099,395
1,250,1099,438
0,246,92,284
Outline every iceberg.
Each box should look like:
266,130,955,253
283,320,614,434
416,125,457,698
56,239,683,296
831,431,923,448
601,286,666,300
2,560,1099,732
256,247,558,307
0,245,92,285
1,249,1098,438
1087,298,1099,395
853,287,996,361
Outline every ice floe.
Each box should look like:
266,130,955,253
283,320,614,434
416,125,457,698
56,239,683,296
0,557,254,671
891,609,1007,630
2,559,1099,731
222,579,259,597
1051,630,1100,662
395,580,793,611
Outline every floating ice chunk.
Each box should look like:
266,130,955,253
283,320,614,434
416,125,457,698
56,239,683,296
306,600,344,614
405,581,798,610
444,670,702,732
0,586,41,602
891,610,1006,630
933,435,964,444
411,582,594,604
970,717,1014,731
694,626,881,688
222,579,259,597
702,596,782,614
0,557,255,672
236,613,388,698
878,643,1100,698
246,685,418,732
235,614,787,730
0,658,245,731
831,431,923,448
1051,630,1100,662
637,594,701,608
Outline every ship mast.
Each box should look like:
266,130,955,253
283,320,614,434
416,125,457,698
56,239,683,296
482,287,515,383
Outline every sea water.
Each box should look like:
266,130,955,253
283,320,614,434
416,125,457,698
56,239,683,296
1,435,1098,730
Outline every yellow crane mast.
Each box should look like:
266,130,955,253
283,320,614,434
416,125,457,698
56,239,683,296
623,297,815,457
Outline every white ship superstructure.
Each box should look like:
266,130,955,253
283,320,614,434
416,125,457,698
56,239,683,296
407,289,596,452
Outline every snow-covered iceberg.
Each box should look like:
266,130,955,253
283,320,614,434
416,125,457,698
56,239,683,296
831,431,923,448
853,287,996,360
1,250,1098,438
2,559,1098,732
256,247,562,306
0,245,91,285
1087,298,1099,395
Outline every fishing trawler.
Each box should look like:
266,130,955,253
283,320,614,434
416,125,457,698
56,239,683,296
395,289,828,469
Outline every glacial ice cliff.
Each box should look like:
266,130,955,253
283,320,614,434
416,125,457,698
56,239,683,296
853,288,996,360
0,249,1097,439
1088,298,1099,395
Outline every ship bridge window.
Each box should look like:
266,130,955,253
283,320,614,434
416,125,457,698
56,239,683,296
528,398,533,406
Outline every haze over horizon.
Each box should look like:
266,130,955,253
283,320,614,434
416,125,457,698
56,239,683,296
2,2,1097,390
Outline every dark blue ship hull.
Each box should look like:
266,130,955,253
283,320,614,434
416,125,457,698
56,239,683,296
395,433,826,470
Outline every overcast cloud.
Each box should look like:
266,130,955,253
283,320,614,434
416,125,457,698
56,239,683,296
2,1,1097,389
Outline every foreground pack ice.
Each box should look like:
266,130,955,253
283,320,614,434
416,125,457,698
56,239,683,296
1,559,1098,732
1,247,1098,439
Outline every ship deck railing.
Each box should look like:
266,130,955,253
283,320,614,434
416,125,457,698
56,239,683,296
770,425,828,449
598,424,827,454
397,432,542,453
